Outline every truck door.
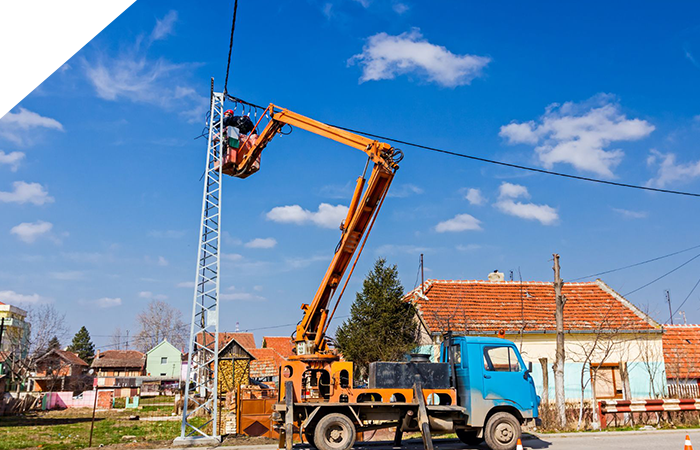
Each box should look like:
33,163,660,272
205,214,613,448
481,345,527,404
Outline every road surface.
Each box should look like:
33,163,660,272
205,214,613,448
163,429,700,450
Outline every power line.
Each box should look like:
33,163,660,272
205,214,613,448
669,274,700,322
223,0,238,95
571,243,700,281
225,96,700,198
623,252,700,297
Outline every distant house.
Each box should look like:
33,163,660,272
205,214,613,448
262,336,294,359
145,340,182,378
0,301,30,358
91,350,146,397
405,275,665,400
662,325,700,393
31,349,89,392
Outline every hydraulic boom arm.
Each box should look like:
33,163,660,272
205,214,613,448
229,103,401,358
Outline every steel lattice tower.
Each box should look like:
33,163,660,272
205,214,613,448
177,87,224,445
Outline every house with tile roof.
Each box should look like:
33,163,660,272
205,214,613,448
262,336,294,359
92,350,146,397
405,276,665,401
662,325,700,393
31,348,90,392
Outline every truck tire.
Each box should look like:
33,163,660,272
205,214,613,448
313,413,356,450
304,428,316,448
484,412,521,450
456,429,483,446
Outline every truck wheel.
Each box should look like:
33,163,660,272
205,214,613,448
456,429,483,446
304,428,316,448
313,413,356,450
484,412,521,450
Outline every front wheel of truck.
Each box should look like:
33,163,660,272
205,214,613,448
484,412,521,450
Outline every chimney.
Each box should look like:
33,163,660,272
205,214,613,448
488,270,505,282
95,350,101,359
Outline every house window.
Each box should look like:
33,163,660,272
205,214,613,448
593,364,623,399
161,357,167,364
483,346,520,372
160,373,167,377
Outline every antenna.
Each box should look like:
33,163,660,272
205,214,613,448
420,253,424,295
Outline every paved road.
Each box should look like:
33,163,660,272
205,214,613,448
164,429,700,450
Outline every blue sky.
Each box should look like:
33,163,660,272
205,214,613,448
3,0,700,350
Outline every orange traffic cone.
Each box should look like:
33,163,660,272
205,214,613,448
685,435,693,450
516,438,524,450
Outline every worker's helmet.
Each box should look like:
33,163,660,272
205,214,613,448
224,109,234,116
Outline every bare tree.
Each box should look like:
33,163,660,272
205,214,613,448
110,327,123,350
133,300,188,352
552,254,567,429
27,304,68,359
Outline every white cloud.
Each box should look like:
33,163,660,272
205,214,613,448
10,221,53,243
157,256,168,266
139,291,168,300
245,237,277,249
393,3,409,14
176,281,195,288
148,229,186,238
0,151,25,171
0,181,54,205
0,108,63,145
646,150,700,188
266,203,349,229
0,290,50,305
494,182,558,225
612,208,648,219
95,297,122,308
435,214,482,232
499,95,655,177
221,286,266,302
49,271,84,281
151,10,177,41
498,182,530,200
388,184,424,198
456,244,481,252
375,244,429,255
283,255,329,270
222,253,244,261
349,28,490,87
464,188,485,205
0,30,54,69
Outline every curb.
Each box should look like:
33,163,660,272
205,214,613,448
530,427,700,439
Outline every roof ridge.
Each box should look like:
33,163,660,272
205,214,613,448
424,279,597,285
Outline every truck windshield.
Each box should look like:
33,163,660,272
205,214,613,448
483,346,521,372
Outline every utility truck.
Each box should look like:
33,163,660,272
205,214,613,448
221,98,539,450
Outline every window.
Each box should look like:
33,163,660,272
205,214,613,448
160,373,167,377
483,346,521,372
161,357,167,364
593,365,623,399
450,344,462,365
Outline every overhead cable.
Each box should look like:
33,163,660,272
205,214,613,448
669,275,700,322
623,252,700,297
223,0,238,95
571,243,700,281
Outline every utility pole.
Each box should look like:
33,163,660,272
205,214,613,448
420,253,424,295
125,330,129,350
0,317,5,351
665,290,673,325
552,253,567,429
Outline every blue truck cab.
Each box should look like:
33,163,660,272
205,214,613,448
440,336,540,450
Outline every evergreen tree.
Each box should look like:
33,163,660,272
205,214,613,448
67,326,95,364
335,258,418,380
47,336,61,350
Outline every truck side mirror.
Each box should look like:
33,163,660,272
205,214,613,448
523,361,533,380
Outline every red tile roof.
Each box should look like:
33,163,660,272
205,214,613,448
407,279,659,334
91,350,145,369
663,325,700,380
196,332,256,352
262,336,294,359
37,349,88,366
249,348,285,379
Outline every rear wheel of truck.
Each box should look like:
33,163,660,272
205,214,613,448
484,412,521,450
313,413,356,450
456,429,483,446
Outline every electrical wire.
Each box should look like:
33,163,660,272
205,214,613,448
570,243,700,281
623,252,700,297
224,95,700,197
669,275,700,322
223,0,238,95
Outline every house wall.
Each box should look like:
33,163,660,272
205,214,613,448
0,304,30,357
418,327,666,400
146,342,182,378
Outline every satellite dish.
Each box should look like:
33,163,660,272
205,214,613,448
88,368,94,375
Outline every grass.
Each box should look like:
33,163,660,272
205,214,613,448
0,409,204,450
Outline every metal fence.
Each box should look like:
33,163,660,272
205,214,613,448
667,384,700,399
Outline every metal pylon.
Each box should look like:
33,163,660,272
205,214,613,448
177,87,224,444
